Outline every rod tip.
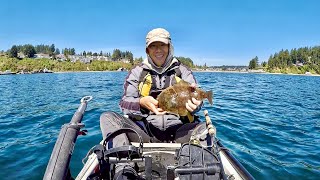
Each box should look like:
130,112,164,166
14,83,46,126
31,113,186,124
81,96,93,103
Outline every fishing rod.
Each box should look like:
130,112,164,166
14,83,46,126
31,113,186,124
203,110,227,180
43,96,93,180
203,110,254,180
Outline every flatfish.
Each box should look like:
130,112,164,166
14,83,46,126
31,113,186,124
157,80,213,116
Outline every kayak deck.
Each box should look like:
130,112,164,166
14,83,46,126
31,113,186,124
76,142,253,180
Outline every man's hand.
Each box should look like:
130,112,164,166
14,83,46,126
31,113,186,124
140,96,166,115
186,83,203,113
186,98,202,113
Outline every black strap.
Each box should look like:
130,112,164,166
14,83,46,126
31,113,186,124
164,67,182,88
150,74,157,91
87,144,110,180
174,67,182,78
102,128,143,151
139,69,149,83
163,70,174,89
163,75,171,89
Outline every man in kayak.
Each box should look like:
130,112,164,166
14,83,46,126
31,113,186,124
100,28,206,179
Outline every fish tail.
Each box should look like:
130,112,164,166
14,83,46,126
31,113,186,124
206,90,213,105
187,112,195,122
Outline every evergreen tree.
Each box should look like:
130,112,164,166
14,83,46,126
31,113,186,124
112,49,121,61
176,56,194,68
23,44,36,58
9,45,18,58
261,61,267,67
249,56,259,69
63,48,69,56
55,48,60,55
70,48,76,55
50,44,55,53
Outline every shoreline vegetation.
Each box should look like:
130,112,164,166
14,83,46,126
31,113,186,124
1,43,320,76
54,70,320,77
0,55,319,77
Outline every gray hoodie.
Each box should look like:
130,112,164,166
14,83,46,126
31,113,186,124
119,57,197,131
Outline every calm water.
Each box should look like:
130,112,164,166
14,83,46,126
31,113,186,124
0,72,319,179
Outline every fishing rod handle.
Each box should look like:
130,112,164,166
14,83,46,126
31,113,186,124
203,110,216,136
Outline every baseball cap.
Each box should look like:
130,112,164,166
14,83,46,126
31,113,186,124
146,28,171,47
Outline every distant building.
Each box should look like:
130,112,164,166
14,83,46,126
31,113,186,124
34,53,50,59
56,54,66,61
18,52,25,58
296,63,304,67
120,58,130,63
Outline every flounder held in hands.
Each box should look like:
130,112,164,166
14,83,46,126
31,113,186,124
157,80,213,116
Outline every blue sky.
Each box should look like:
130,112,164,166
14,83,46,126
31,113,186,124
1,0,319,66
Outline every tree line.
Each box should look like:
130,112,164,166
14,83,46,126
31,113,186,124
1,43,197,72
249,45,320,74
176,56,194,68
7,44,134,63
0,55,195,72
0,57,134,72
110,49,133,62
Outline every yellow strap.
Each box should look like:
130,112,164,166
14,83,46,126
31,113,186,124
139,74,152,97
175,76,181,83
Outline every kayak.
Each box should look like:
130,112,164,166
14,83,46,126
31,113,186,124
75,141,254,180
43,96,254,180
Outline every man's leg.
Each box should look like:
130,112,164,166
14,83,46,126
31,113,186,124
100,111,150,180
174,122,207,144
100,111,151,147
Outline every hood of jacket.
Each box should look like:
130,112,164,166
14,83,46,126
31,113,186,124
143,43,178,74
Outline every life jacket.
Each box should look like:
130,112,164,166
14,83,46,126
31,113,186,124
138,67,182,98
138,66,195,122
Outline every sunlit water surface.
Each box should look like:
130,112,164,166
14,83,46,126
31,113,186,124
0,72,319,179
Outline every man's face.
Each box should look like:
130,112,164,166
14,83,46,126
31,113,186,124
147,42,169,67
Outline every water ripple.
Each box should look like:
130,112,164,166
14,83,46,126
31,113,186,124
1,72,320,179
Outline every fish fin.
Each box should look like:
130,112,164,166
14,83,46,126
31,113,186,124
187,112,194,122
206,90,213,105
